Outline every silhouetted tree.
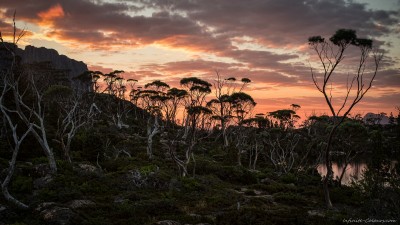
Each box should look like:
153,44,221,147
308,28,383,208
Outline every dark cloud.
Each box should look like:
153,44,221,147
144,0,399,46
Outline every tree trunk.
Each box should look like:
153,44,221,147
237,148,242,166
323,126,338,209
146,116,159,159
1,143,29,209
31,129,57,174
338,161,349,186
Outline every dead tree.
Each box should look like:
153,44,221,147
0,13,32,207
1,13,57,174
49,88,100,163
0,72,31,209
264,130,300,174
162,106,211,177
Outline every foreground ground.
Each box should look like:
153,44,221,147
0,149,374,225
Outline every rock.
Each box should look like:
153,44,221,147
33,174,53,189
35,202,57,212
155,220,181,225
307,210,325,217
253,190,262,195
68,200,95,209
0,204,6,212
36,202,78,225
189,213,202,218
114,196,128,204
240,187,248,192
260,178,276,184
184,223,212,225
74,163,102,177
33,163,52,177
0,204,7,221
40,206,77,225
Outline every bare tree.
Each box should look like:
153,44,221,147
207,72,235,147
264,130,300,174
162,106,212,177
0,12,36,207
45,85,100,163
1,13,57,174
0,71,31,209
308,29,383,208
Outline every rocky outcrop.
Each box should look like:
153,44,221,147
21,45,87,81
0,43,89,91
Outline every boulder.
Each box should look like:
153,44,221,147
36,202,79,225
33,163,52,177
40,206,77,225
155,220,181,225
307,210,325,217
74,163,102,177
68,200,95,209
33,174,53,189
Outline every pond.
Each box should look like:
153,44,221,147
317,160,398,185
317,162,367,185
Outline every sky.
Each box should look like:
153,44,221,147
0,0,399,121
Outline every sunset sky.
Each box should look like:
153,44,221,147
1,0,399,120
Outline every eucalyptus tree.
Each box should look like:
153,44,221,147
227,92,256,165
73,70,103,92
164,88,188,126
98,70,134,129
102,70,124,95
230,92,256,125
1,41,58,176
268,108,300,130
308,29,383,208
263,128,301,174
180,77,212,138
0,70,32,209
162,105,212,177
207,73,234,147
136,80,170,159
44,85,100,163
2,19,57,208
207,73,252,147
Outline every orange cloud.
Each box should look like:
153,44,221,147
37,4,65,26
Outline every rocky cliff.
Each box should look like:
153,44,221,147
0,43,89,90
21,45,88,81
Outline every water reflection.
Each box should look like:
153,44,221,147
317,160,398,186
317,162,368,185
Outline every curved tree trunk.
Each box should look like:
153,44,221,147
1,145,29,209
323,126,338,209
